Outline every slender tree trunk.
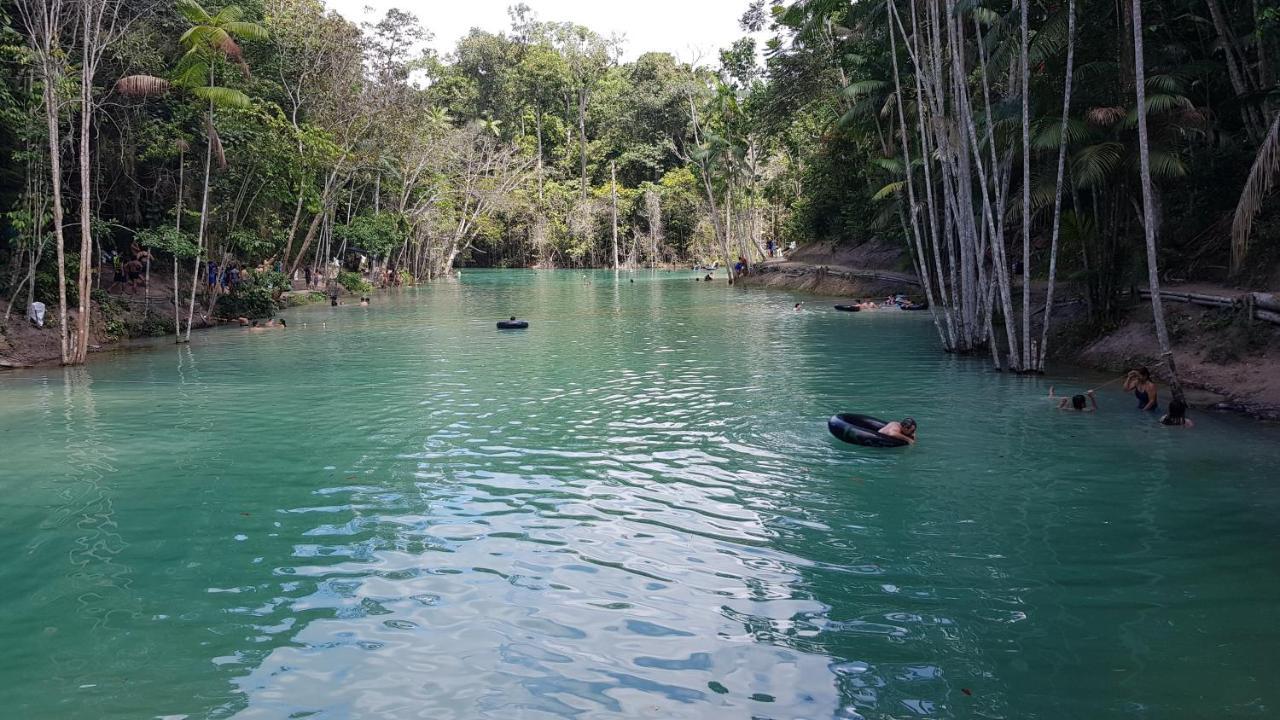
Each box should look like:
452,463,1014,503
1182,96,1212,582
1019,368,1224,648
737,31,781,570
186,101,214,342
1019,0,1033,371
1132,0,1185,402
887,0,948,350
610,161,619,271
75,59,95,363
1037,0,1076,371
174,147,184,342
578,88,588,199
45,81,70,364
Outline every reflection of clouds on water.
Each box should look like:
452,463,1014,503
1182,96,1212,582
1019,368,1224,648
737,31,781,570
232,422,840,718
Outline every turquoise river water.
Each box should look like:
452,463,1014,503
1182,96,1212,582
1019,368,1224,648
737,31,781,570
1,269,1278,719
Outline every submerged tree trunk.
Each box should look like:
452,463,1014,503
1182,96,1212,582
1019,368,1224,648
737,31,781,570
1132,0,1185,402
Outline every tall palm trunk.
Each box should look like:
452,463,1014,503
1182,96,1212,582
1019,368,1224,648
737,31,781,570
1131,0,1185,402
610,161,619,271
1019,0,1033,371
578,88,588,200
42,78,71,365
76,56,95,365
174,146,185,343
1037,0,1077,371
185,99,214,342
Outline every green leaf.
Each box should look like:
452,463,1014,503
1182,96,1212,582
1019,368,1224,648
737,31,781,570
175,0,212,26
222,21,268,41
209,5,245,25
192,85,251,109
871,157,903,174
843,79,888,99
872,180,905,201
1072,142,1123,188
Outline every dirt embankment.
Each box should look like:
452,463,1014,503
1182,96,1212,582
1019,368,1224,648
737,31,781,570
737,239,922,299
1,271,327,369
739,241,1280,420
1066,300,1280,420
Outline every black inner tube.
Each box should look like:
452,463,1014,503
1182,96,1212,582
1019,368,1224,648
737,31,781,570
827,413,908,447
834,305,861,312
497,320,529,329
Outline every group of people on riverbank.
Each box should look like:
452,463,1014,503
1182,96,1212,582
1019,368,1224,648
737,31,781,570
1051,365,1193,427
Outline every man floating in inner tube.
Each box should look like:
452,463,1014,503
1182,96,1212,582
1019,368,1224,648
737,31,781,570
877,417,917,444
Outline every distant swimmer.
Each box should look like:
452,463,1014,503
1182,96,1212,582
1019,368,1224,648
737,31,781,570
1160,399,1194,427
794,302,802,311
704,273,713,282
877,417,917,445
1050,386,1097,412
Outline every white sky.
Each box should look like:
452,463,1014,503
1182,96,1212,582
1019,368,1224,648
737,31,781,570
323,0,767,65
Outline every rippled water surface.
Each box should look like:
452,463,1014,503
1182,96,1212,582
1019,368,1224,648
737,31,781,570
2,269,1279,719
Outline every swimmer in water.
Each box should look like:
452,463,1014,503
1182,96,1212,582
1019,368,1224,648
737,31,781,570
877,417,917,445
1050,386,1097,412
1123,367,1159,411
1159,399,1194,427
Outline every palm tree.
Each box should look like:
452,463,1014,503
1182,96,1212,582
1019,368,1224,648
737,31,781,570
1036,0,1077,371
1230,111,1280,276
117,0,266,341
1130,0,1185,403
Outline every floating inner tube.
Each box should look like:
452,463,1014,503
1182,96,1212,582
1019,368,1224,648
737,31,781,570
497,320,529,330
901,303,929,311
827,413,908,447
834,304,861,312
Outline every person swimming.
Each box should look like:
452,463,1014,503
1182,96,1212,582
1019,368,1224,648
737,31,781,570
1159,399,1194,427
878,417,917,444
1049,386,1097,412
1123,367,1159,411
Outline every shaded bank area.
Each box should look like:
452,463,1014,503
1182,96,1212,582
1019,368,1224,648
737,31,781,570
736,239,922,299
741,245,1280,421
0,270,329,369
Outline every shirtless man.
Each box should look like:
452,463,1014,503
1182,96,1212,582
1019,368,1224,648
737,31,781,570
878,417,917,444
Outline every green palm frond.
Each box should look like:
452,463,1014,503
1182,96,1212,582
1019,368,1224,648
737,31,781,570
173,50,210,87
1119,93,1193,128
1139,149,1188,178
180,24,228,50
222,21,268,41
1232,113,1280,275
872,180,905,200
1031,117,1093,150
871,157,903,174
1145,73,1187,95
192,85,251,109
209,5,245,25
1072,142,1123,188
176,0,212,25
843,79,888,99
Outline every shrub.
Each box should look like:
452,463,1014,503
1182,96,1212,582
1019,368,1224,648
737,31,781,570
214,271,288,319
337,270,372,294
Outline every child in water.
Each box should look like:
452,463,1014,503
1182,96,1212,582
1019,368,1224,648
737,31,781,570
1050,386,1098,412
1159,399,1194,427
